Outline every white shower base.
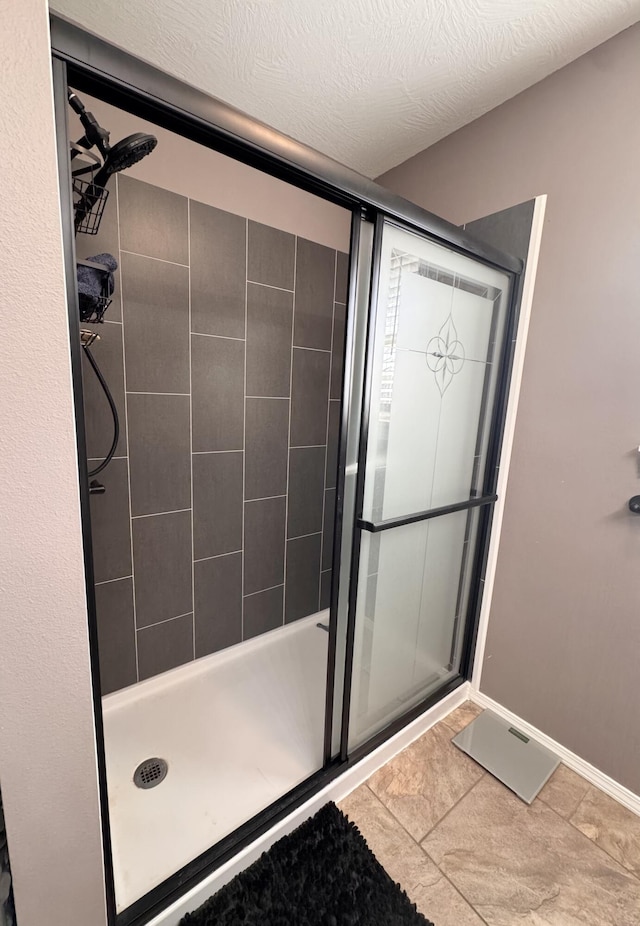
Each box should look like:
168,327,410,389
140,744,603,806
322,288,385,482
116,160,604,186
102,613,329,911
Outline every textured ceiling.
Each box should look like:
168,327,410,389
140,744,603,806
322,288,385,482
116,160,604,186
53,0,640,177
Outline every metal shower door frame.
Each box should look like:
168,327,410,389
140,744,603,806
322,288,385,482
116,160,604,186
50,16,522,926
338,213,522,762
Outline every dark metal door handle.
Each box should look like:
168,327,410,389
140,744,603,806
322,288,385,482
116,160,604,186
629,496,640,514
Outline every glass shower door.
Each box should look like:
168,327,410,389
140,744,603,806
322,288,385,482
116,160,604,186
347,219,513,749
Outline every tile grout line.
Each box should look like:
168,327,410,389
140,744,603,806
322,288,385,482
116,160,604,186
195,549,243,564
318,249,338,608
241,217,248,641
417,762,487,845
372,721,487,845
132,507,191,520
87,456,127,463
126,391,191,397
120,248,189,269
95,575,132,587
429,859,493,926
246,493,286,504
115,175,140,683
358,784,492,926
193,449,243,455
247,279,294,294
188,197,196,661
191,331,245,343
289,530,323,542
282,236,297,626
538,784,640,883
137,611,193,632
293,345,331,354
243,582,285,599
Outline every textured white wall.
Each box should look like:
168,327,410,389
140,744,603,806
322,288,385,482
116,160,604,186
0,3,107,925
53,0,640,177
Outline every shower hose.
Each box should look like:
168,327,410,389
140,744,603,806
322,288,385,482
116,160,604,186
83,343,120,478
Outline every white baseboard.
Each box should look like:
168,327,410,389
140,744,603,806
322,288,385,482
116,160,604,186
149,682,470,925
470,689,640,818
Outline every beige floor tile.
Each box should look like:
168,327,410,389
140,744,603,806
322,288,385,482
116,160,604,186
422,775,640,926
571,785,640,878
340,785,485,926
442,701,483,734
537,764,590,819
367,722,484,841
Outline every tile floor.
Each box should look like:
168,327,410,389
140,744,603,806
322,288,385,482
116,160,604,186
340,703,640,926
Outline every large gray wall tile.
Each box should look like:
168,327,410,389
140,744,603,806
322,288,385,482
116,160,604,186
83,186,353,680
325,399,340,489
243,586,284,640
244,496,286,595
193,451,243,560
118,175,188,264
330,300,346,400
245,398,289,500
246,284,293,397
191,334,244,451
290,348,330,446
194,553,242,656
127,393,191,515
287,447,325,539
247,222,295,290
121,252,189,394
94,577,137,695
89,457,132,583
322,487,336,571
132,510,192,628
190,201,246,339
83,321,127,460
335,250,350,304
137,614,193,681
294,239,335,350
285,533,322,623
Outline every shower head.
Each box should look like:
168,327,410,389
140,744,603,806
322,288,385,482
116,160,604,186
69,89,157,183
69,89,158,232
92,132,158,187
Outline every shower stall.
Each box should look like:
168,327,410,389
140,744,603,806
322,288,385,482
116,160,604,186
52,17,522,926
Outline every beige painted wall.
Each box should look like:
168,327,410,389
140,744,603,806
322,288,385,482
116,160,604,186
378,24,640,794
71,93,351,252
0,3,107,926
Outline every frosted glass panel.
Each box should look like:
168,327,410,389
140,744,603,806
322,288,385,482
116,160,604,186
363,224,510,522
349,509,479,748
349,220,512,751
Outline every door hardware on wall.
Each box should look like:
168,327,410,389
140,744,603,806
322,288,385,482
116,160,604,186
628,495,640,513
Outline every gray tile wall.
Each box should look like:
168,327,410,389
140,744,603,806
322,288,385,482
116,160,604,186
83,174,348,695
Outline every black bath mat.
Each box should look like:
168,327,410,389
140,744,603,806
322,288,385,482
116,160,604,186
181,802,434,926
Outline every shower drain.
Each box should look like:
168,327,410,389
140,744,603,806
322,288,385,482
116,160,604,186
133,757,168,789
